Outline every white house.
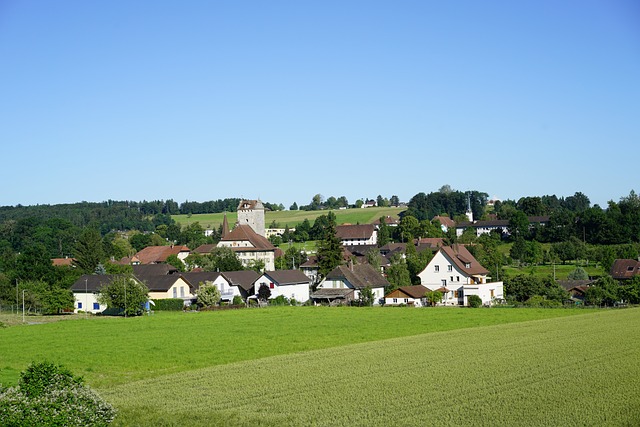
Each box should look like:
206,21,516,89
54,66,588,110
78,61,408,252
254,270,310,303
71,274,138,314
182,271,256,303
312,263,388,305
417,245,503,306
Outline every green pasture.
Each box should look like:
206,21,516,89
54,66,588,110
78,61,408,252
104,308,639,426
1,307,585,389
172,206,404,229
503,263,604,280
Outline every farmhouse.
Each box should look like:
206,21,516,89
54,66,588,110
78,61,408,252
417,245,503,306
455,216,550,238
71,274,141,314
254,270,311,302
335,224,377,246
610,259,640,280
312,263,388,305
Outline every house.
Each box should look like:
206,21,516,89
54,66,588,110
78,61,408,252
71,274,141,314
254,270,311,302
143,275,194,303
610,259,640,280
182,271,248,302
384,285,429,307
558,279,594,304
312,263,389,305
373,216,400,227
134,245,191,265
300,256,319,285
52,257,75,267
221,270,260,300
336,224,377,246
432,216,455,233
417,245,503,306
216,224,277,270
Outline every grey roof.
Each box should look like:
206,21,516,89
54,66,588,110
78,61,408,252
71,274,139,293
261,270,310,286
221,270,260,291
324,264,389,290
310,288,353,299
140,274,193,293
180,272,222,290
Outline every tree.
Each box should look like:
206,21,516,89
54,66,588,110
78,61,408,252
385,255,412,291
290,202,298,211
426,290,443,306
200,247,244,272
129,232,152,252
97,276,149,316
377,218,391,247
567,267,589,280
15,243,55,282
390,195,400,207
355,286,375,306
166,254,185,272
197,282,221,307
398,215,420,242
257,283,271,302
585,276,619,306
73,228,104,274
316,212,343,277
365,248,381,271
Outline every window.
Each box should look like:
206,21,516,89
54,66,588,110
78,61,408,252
456,276,460,282
454,291,458,298
490,289,494,298
180,286,185,297
447,265,452,272
434,265,440,272
465,262,471,268
441,279,447,286
393,298,397,303
450,276,454,282
93,302,100,310
78,302,82,309
173,287,177,298
404,298,408,303
269,282,274,289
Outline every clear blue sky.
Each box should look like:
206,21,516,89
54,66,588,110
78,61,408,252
1,1,638,209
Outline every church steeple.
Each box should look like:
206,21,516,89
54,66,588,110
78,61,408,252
221,212,230,238
466,193,474,222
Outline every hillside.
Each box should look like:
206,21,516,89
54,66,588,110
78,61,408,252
172,206,405,229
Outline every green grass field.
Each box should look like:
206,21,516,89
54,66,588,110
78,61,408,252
1,307,638,426
172,206,404,229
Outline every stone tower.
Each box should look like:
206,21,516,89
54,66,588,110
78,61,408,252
236,199,265,237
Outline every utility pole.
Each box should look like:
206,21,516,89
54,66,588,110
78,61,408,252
22,289,26,323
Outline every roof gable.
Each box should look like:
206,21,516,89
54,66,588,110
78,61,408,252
336,224,376,240
220,225,275,250
325,264,389,290
262,270,310,286
438,245,489,276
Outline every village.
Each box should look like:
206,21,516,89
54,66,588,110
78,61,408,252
67,199,505,313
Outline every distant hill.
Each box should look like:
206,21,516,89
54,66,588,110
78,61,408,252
172,207,405,230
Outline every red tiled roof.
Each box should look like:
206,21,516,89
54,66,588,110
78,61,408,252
135,245,190,264
336,224,376,240
439,244,489,276
221,225,275,250
610,259,640,279
52,257,74,267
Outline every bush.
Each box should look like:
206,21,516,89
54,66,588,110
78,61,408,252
467,295,483,308
232,295,244,305
0,361,116,426
151,298,185,311
270,295,289,306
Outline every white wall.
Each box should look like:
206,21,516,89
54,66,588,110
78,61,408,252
256,275,310,302
418,251,473,288
73,292,107,314
463,281,504,306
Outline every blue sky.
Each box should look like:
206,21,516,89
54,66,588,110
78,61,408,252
1,1,638,209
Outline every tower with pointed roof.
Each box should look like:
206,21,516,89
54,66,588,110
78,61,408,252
236,199,265,237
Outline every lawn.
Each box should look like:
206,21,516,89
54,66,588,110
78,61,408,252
172,206,404,229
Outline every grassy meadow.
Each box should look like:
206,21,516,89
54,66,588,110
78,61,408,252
2,307,639,425
172,206,404,229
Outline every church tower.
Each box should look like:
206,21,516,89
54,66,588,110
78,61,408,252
465,193,474,222
236,199,266,237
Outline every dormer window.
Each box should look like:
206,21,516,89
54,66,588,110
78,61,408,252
465,262,471,268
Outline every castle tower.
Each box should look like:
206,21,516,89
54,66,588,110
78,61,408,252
236,199,265,237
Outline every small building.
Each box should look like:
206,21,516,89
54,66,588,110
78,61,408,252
71,274,139,314
134,245,190,265
384,285,429,307
610,259,640,280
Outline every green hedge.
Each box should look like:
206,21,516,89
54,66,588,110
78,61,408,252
151,299,185,311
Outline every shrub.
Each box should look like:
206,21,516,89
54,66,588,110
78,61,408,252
151,298,185,311
270,295,289,306
232,295,244,305
467,295,483,308
0,361,116,426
